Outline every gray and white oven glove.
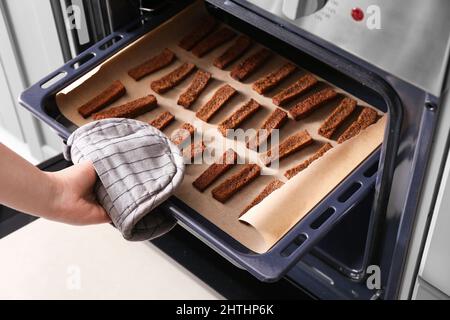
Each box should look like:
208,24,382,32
63,118,185,241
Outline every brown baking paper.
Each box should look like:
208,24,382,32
56,1,386,253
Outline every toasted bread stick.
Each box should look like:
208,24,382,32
252,63,297,95
318,97,357,139
240,179,284,216
93,95,157,120
170,123,196,146
78,80,126,118
218,99,261,137
272,74,317,106
193,149,237,192
191,28,236,58
284,143,333,179
230,48,272,81
196,84,237,122
290,88,338,120
263,130,313,165
177,70,212,108
128,49,175,81
213,35,252,69
150,62,196,94
337,107,379,144
247,108,288,150
212,164,261,203
179,16,217,51
149,111,175,131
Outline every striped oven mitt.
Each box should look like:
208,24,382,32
64,118,185,241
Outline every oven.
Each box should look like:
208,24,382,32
15,0,450,300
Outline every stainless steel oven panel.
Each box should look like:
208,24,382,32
233,0,450,97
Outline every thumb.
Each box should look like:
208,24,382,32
76,161,98,183
75,162,111,224
85,202,111,225
70,161,99,193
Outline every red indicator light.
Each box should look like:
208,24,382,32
351,7,364,21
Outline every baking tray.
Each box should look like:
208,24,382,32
204,0,403,284
20,0,389,281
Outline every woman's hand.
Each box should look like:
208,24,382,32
46,161,111,226
0,143,110,226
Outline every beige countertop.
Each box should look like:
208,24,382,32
0,219,223,300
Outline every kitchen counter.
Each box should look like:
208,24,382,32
0,219,222,300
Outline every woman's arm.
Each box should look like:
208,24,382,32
0,143,110,225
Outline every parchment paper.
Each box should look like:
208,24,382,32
56,1,386,253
